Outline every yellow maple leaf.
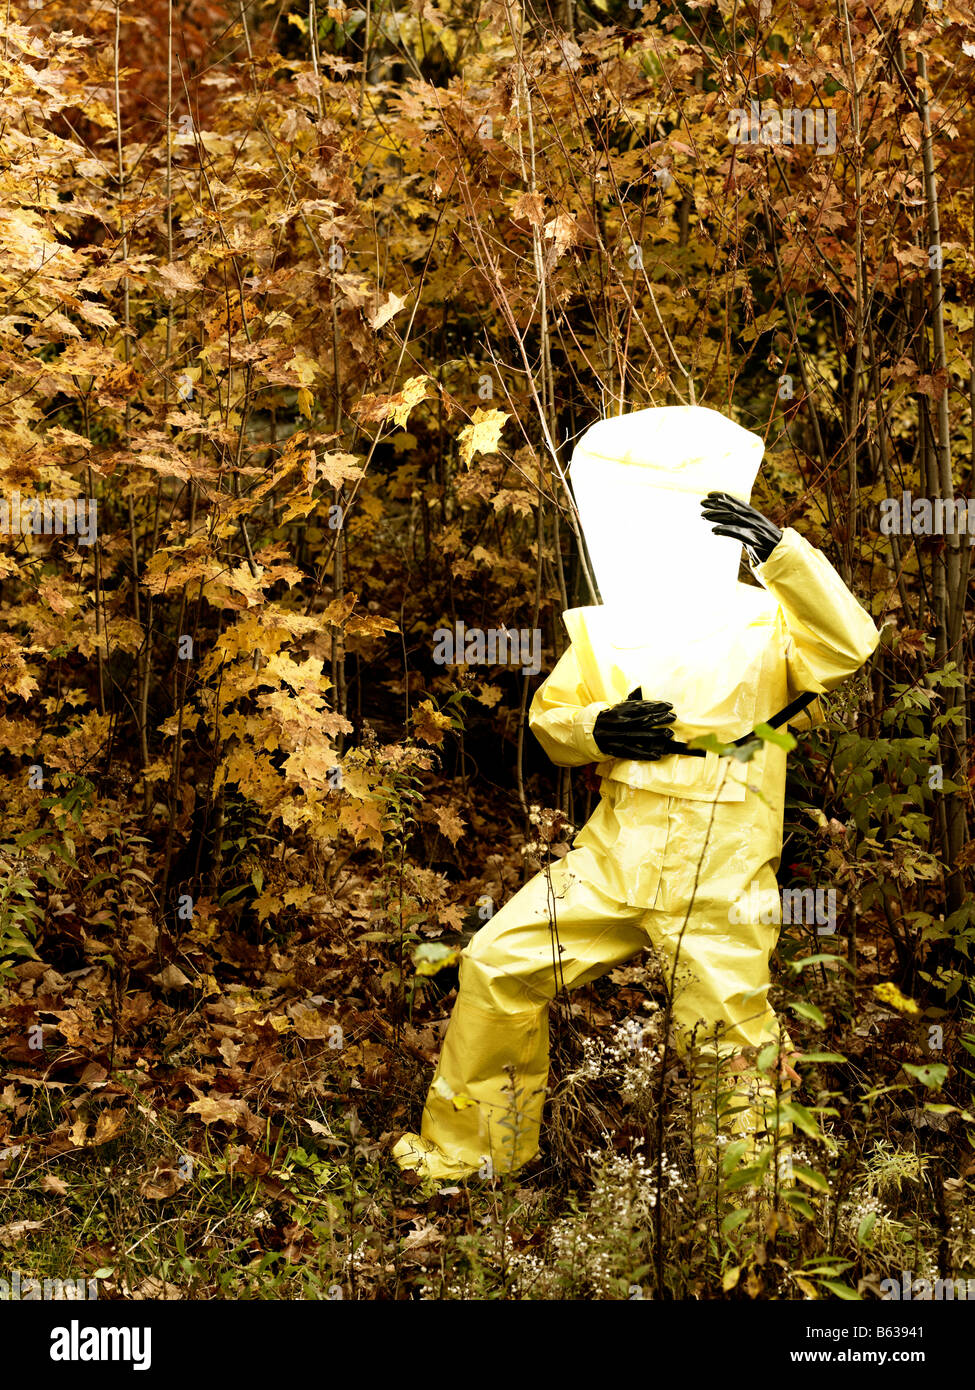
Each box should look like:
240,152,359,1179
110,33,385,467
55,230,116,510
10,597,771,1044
413,699,452,746
368,289,407,330
458,407,510,467
392,375,434,429
312,450,363,489
474,683,503,708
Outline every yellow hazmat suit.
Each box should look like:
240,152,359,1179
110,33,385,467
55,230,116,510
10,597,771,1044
394,407,879,1181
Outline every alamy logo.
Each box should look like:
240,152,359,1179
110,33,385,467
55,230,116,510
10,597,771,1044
50,1321,151,1370
729,884,837,935
878,492,975,542
433,620,541,677
0,491,97,545
0,1269,97,1300
881,1270,975,1300
728,101,836,155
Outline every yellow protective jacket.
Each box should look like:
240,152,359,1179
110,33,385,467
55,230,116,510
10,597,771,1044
529,528,880,910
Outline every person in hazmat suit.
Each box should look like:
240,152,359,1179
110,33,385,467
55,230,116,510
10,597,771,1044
393,405,879,1182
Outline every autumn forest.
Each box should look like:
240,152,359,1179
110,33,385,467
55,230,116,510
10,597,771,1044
0,0,974,1310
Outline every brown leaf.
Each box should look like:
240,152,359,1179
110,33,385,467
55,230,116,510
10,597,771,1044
127,1276,183,1299
512,192,545,227
187,1095,245,1125
140,1167,179,1199
289,1004,337,1040
433,804,466,846
156,261,204,294
402,1219,444,1250
93,1110,125,1145
543,212,579,260
152,964,193,990
353,375,434,429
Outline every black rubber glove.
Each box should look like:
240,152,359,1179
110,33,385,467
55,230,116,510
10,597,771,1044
701,491,782,565
593,688,676,761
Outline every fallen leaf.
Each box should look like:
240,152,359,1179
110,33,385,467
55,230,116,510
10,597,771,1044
128,1275,183,1299
289,1004,336,1040
187,1095,245,1125
139,1167,179,1199
93,1110,125,1145
152,964,193,990
403,1220,444,1250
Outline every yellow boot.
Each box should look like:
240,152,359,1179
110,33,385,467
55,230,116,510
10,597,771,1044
391,1132,485,1181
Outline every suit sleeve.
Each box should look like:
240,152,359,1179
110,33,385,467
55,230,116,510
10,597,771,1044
528,644,612,767
754,527,880,697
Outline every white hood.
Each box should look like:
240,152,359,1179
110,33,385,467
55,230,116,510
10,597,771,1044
564,406,780,789
569,405,766,636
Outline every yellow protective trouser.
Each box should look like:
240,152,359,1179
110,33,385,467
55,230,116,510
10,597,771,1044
394,842,791,1180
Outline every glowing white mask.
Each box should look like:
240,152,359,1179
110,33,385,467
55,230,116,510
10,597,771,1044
569,405,766,636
